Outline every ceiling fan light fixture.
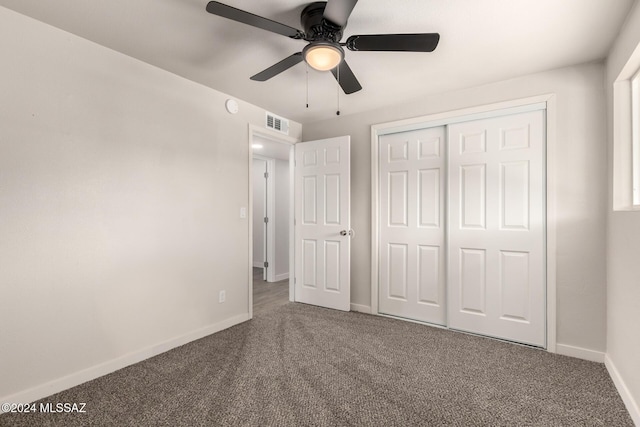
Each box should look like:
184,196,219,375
303,43,344,71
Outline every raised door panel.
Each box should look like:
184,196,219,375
324,240,341,292
302,176,317,225
302,240,317,288
460,164,486,230
460,131,487,154
501,161,530,230
387,244,408,300
499,250,530,322
388,139,409,162
500,124,530,151
418,136,441,159
417,245,440,305
419,169,441,228
388,172,409,227
459,248,486,315
325,174,341,225
325,146,341,165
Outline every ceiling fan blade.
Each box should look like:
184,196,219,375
250,53,304,81
346,33,440,52
323,0,359,27
206,1,304,39
330,60,362,94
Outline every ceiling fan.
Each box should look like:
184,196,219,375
206,0,440,94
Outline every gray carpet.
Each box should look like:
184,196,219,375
0,303,633,426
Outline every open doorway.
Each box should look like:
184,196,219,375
252,156,268,281
250,132,294,317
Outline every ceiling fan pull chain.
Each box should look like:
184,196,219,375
336,65,341,116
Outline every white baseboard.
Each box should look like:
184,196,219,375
605,354,640,426
350,303,372,314
555,343,605,363
274,272,289,282
0,313,249,412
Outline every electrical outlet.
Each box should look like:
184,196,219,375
219,290,226,303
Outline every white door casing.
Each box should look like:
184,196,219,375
378,127,447,325
447,110,546,347
294,136,351,311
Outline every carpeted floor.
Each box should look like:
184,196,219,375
0,303,633,426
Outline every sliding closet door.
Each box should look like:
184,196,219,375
378,127,446,325
447,110,545,347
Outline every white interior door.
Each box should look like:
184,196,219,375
448,110,545,346
252,158,267,279
378,127,446,325
294,136,351,311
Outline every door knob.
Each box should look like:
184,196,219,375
340,229,354,237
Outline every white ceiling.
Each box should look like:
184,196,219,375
0,0,635,124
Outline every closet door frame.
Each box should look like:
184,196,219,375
370,94,558,352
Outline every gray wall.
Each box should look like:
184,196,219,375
606,0,640,421
0,6,301,402
303,62,608,354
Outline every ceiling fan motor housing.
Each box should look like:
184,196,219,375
301,2,343,43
